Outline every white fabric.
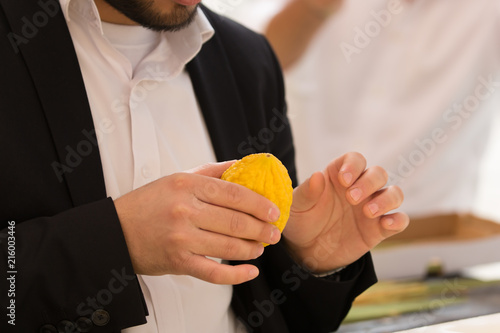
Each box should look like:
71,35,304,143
209,0,500,218
59,0,241,331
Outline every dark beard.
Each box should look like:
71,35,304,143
102,0,199,32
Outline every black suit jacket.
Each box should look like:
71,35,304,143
0,1,376,332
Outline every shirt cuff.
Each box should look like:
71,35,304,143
310,265,347,278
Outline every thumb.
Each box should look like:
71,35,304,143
291,171,325,212
187,160,237,178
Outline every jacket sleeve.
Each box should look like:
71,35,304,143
0,200,148,332
232,245,376,333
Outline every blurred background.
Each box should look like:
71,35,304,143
205,0,500,221
475,113,500,222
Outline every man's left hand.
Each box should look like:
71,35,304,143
283,152,409,274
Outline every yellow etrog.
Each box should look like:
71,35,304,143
221,153,293,246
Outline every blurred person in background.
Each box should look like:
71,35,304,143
207,0,500,219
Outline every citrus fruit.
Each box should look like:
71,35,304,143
221,153,293,246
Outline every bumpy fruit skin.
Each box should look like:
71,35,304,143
221,153,293,246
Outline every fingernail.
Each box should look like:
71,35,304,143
255,246,264,258
368,203,379,215
248,267,259,279
350,188,362,202
270,226,281,243
343,172,353,185
268,206,280,221
385,217,394,227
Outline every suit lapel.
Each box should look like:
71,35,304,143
187,12,251,162
0,0,250,207
0,0,107,206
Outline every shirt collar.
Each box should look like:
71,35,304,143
59,0,214,43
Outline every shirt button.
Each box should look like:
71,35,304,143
91,309,110,327
142,166,152,179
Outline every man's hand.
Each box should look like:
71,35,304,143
114,161,281,285
283,152,409,274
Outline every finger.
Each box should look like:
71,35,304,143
291,171,325,212
362,185,404,218
184,255,259,285
187,161,236,178
194,176,280,223
192,229,266,261
346,165,388,205
379,212,410,239
333,152,367,187
194,201,281,245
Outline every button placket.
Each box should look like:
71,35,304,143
129,81,161,189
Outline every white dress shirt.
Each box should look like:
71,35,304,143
60,0,243,331
209,0,500,218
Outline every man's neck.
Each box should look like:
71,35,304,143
93,0,138,25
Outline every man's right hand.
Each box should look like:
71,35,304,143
114,161,281,285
